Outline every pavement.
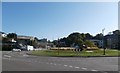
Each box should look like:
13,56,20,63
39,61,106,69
1,51,119,73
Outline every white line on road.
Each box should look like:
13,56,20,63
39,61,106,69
54,64,57,65
75,67,80,69
4,55,11,58
6,51,12,54
23,54,29,57
82,68,87,70
91,69,98,71
64,65,68,67
50,63,53,64
69,65,73,68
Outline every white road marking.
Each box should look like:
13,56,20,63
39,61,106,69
82,68,87,70
69,65,73,68
7,51,12,54
54,64,57,65
4,55,11,58
64,65,68,67
23,54,29,57
50,63,53,64
91,69,98,71
75,67,80,69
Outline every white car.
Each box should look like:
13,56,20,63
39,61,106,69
12,49,21,52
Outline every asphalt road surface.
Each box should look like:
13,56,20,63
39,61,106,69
2,51,119,72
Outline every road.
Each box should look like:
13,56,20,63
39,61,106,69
2,51,119,72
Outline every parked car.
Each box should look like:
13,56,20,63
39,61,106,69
12,49,21,52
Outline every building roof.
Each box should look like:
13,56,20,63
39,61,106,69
17,35,34,40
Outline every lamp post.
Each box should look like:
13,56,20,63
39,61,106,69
102,28,105,55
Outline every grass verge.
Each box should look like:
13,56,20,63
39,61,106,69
29,49,120,57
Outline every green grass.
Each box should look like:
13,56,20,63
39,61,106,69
0,45,1,50
30,49,120,57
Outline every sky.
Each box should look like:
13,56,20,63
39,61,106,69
1,0,119,2
2,2,118,41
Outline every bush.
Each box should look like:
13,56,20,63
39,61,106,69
2,44,14,51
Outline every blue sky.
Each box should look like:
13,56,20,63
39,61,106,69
2,2,118,40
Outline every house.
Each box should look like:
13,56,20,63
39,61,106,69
47,42,55,49
36,38,55,49
17,35,35,50
37,38,47,48
105,34,118,49
89,39,103,48
0,32,7,37
17,35,34,45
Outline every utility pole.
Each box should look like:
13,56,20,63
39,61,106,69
102,28,105,55
58,38,59,55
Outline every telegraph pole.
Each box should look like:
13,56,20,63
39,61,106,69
58,38,59,55
102,28,105,55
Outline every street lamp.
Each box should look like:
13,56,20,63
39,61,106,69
102,28,105,55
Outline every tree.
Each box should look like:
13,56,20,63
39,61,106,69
94,33,103,40
85,33,93,40
113,30,120,35
104,30,120,49
113,30,120,50
34,37,39,41
53,32,95,47
2,37,8,43
2,36,16,51
30,37,39,48
84,40,96,47
7,33,17,40
52,40,58,46
66,32,84,46
81,33,86,40
59,37,67,47
118,35,120,50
